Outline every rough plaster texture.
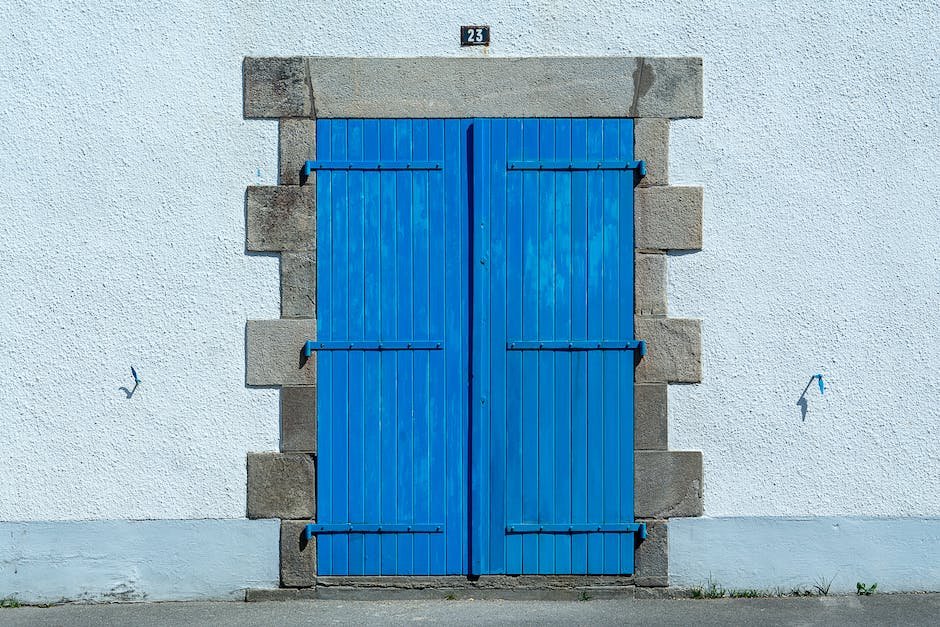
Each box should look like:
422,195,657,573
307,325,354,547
1,0,938,526
0,520,278,603
670,517,940,593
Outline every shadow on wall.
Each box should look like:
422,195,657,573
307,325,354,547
795,374,824,421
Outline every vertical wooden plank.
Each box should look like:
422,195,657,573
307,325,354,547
504,118,524,574
427,119,448,574
600,119,622,574
394,119,415,575
360,119,382,575
344,120,366,575
553,118,573,575
536,119,557,574
619,119,637,573
378,119,398,574
329,119,350,575
469,118,489,575
486,119,508,573
519,118,540,574
411,119,431,575
569,118,589,574
458,119,473,574
584,118,605,574
443,119,465,574
316,120,333,574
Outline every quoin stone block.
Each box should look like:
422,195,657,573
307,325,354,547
635,186,703,251
634,317,702,383
629,57,703,118
281,252,316,319
244,57,312,118
635,253,667,316
634,384,668,451
634,118,669,187
279,119,317,186
247,453,316,520
280,386,317,453
280,519,317,587
635,519,668,587
634,451,704,519
246,186,315,253
245,319,317,387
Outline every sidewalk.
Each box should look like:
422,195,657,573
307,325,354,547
1,594,938,626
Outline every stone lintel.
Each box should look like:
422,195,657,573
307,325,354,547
244,57,703,119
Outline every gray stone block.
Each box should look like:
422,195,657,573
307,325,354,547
247,452,316,519
280,519,316,587
246,319,316,386
634,519,668,586
634,318,702,384
630,57,703,119
635,187,703,251
634,119,669,187
635,384,668,451
635,451,703,518
281,57,702,119
281,252,316,319
246,186,315,253
244,57,312,119
635,253,667,316
279,119,317,186
280,386,316,453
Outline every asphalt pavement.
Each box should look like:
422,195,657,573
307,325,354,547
1,594,939,626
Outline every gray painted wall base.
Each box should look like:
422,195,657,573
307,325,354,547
0,520,279,603
670,517,940,593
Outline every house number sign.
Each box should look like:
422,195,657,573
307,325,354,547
461,25,490,46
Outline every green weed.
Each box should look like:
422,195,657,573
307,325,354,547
856,582,877,596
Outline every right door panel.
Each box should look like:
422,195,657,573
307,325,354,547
474,118,638,575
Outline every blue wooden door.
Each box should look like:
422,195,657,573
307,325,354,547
312,119,640,576
470,119,641,575
314,119,469,575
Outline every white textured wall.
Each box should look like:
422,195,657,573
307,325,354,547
0,1,937,520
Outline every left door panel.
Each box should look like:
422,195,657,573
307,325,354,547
314,119,469,575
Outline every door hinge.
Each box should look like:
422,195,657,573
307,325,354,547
505,523,647,539
305,524,444,540
302,160,442,176
506,340,646,356
506,160,646,176
303,340,444,358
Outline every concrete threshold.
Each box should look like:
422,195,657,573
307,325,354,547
247,576,641,601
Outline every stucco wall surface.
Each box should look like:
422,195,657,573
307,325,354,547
0,1,937,521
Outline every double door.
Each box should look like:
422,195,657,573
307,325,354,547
312,118,642,576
